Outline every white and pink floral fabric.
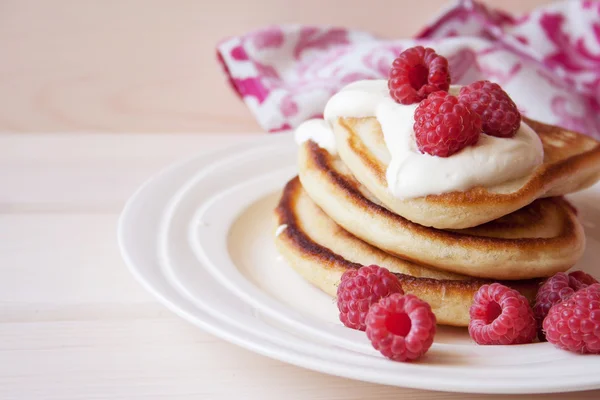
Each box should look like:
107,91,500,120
217,0,600,138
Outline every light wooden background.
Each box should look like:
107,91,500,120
5,1,598,399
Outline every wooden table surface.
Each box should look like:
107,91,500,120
3,0,599,399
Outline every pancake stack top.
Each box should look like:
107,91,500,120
273,51,600,327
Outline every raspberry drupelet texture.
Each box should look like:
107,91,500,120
366,293,436,361
337,265,404,331
388,46,450,105
569,270,599,287
534,271,599,340
469,283,536,345
458,80,521,138
413,91,482,157
543,284,600,354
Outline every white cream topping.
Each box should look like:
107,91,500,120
294,119,337,155
275,224,288,237
294,79,544,199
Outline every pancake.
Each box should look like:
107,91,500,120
298,140,585,280
332,116,600,229
274,177,540,326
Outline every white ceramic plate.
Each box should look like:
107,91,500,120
119,135,600,394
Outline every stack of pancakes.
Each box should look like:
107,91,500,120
274,116,600,326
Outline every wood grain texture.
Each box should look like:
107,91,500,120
1,133,599,399
0,0,555,133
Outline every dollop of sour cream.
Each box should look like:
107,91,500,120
294,79,544,199
294,119,337,155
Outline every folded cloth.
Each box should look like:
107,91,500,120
217,0,600,139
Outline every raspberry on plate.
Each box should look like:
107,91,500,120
337,265,403,331
469,283,536,345
543,283,600,354
366,293,436,362
458,80,521,138
534,271,599,340
413,92,482,157
388,46,450,105
569,270,599,287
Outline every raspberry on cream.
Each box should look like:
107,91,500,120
294,79,544,199
459,80,522,138
388,46,450,105
414,91,481,157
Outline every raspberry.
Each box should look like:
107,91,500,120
413,92,482,157
458,80,521,138
534,271,599,340
365,293,436,361
337,265,404,331
388,46,450,105
543,284,600,354
469,283,536,345
569,270,599,287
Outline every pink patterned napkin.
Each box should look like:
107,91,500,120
217,0,600,138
